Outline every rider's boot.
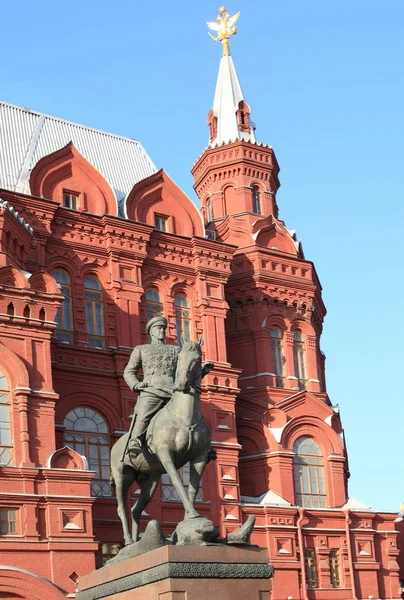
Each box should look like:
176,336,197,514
129,432,146,455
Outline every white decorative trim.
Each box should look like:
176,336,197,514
241,489,291,507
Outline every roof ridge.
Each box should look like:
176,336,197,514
0,99,142,146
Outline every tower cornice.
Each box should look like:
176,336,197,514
192,139,279,194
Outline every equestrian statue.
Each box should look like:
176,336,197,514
110,316,214,546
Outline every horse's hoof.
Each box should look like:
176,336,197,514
124,538,134,546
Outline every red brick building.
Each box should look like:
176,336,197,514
0,31,401,600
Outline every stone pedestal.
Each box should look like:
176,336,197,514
76,545,273,600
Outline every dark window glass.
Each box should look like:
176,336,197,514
270,327,284,387
145,289,163,322
293,437,327,508
207,199,214,222
252,185,261,215
84,276,105,349
53,269,74,344
0,509,18,535
155,215,167,232
293,330,307,390
63,192,78,210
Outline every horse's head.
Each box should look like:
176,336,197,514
175,340,203,393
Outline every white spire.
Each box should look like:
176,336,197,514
209,54,256,147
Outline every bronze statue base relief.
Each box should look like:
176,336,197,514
76,544,273,600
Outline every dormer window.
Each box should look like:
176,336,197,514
155,215,168,232
63,191,78,210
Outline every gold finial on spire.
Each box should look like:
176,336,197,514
207,6,240,57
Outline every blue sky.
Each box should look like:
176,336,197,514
2,0,403,511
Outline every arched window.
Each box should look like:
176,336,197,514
174,294,191,346
84,276,105,349
63,408,111,497
293,437,326,508
145,288,163,323
0,370,12,466
252,185,261,215
161,463,202,502
207,199,214,222
270,327,284,388
293,331,307,390
53,269,74,344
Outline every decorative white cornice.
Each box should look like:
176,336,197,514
0,198,33,234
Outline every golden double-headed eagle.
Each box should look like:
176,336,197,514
207,6,241,56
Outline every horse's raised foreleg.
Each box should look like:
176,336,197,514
114,465,135,546
188,452,208,506
131,474,160,542
157,446,199,519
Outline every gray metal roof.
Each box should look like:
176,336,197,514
0,100,157,214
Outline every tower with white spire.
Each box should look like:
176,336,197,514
206,7,256,147
192,19,353,600
193,7,280,245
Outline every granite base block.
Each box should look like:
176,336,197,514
77,545,273,600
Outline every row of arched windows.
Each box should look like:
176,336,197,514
53,270,193,347
54,270,105,348
146,288,191,345
205,185,261,223
62,405,327,508
270,327,307,389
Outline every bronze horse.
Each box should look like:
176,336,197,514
110,340,211,545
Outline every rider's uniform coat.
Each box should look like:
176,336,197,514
123,343,181,435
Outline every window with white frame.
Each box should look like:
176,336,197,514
145,288,163,322
0,509,18,535
0,370,12,466
63,191,78,210
155,215,168,232
293,437,327,508
270,327,284,388
63,408,111,497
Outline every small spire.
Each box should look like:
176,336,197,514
207,6,240,57
207,8,256,147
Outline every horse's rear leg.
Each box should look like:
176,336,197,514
157,446,199,519
114,465,135,546
131,474,160,542
188,452,208,506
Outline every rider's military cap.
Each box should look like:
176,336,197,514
146,316,168,334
